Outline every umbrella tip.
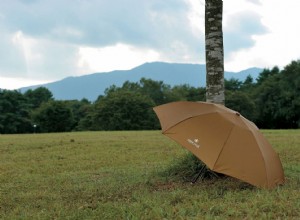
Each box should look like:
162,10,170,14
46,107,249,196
235,112,240,116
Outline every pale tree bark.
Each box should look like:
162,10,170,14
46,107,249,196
205,0,225,105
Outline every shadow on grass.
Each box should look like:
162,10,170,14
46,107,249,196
156,152,254,191
159,153,222,182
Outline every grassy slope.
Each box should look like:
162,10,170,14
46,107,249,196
0,130,299,219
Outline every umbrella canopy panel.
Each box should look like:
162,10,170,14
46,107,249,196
164,112,234,169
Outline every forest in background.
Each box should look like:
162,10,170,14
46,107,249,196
0,60,299,134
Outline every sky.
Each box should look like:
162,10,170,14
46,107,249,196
0,0,300,90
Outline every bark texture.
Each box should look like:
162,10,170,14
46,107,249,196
205,0,225,105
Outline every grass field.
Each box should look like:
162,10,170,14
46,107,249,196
0,130,299,219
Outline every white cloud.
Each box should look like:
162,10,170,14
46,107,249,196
225,0,300,71
0,31,27,75
0,76,49,90
50,26,84,40
224,10,268,55
5,31,80,79
186,0,205,36
246,0,261,5
11,31,43,73
78,43,161,73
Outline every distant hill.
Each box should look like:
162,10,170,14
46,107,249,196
19,62,262,101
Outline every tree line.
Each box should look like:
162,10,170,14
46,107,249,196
0,60,299,134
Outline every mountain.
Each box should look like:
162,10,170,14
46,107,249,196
19,62,262,101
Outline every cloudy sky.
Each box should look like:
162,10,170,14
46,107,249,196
0,0,300,89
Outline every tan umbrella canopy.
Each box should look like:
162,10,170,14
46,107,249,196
153,101,285,189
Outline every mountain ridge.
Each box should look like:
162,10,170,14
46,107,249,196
19,62,262,101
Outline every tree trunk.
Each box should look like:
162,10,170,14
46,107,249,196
205,0,225,105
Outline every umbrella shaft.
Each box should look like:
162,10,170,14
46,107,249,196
191,165,206,184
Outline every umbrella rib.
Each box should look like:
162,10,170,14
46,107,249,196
211,124,235,170
162,115,199,133
251,131,270,187
162,112,221,133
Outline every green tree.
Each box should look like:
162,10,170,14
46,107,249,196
92,90,159,130
0,90,32,134
24,87,53,109
277,60,300,128
103,78,177,105
242,75,254,90
255,74,284,128
256,66,279,86
77,110,95,131
254,61,300,128
186,87,206,101
33,100,74,132
226,90,257,122
139,78,172,105
65,99,92,130
225,78,243,91
171,85,206,101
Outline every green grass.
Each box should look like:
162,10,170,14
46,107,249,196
0,130,299,219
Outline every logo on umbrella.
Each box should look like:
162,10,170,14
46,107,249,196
187,138,200,148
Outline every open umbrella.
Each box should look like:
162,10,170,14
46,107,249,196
153,101,284,189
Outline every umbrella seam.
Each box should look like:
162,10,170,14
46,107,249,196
162,112,221,133
213,126,270,187
211,124,235,170
162,116,195,133
251,131,270,188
